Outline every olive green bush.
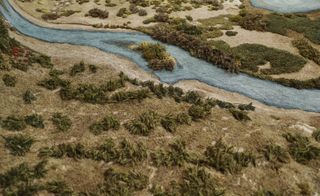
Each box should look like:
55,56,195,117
2,134,34,156
2,74,16,87
51,113,72,131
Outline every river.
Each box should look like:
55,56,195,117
1,0,320,112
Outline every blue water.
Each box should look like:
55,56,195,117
250,0,320,13
1,0,320,112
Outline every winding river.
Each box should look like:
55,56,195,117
250,0,320,13
1,0,320,112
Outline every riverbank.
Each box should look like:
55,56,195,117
10,30,320,121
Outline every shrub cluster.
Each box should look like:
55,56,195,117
39,138,147,165
125,111,159,136
24,114,45,128
70,61,85,76
2,134,35,156
151,140,190,166
283,133,320,164
204,140,256,174
292,38,320,65
86,8,109,19
23,90,37,104
2,74,16,87
51,113,72,132
89,116,120,135
135,42,176,71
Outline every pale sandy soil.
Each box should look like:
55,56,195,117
13,0,241,28
215,26,320,80
10,30,320,122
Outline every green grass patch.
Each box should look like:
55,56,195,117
2,134,34,156
89,116,120,135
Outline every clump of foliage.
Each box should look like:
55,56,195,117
45,181,73,196
70,61,85,76
86,8,109,19
101,78,125,92
89,64,98,73
51,113,72,131
292,38,320,65
89,116,120,135
125,111,159,136
229,108,251,121
111,89,150,102
183,91,202,105
161,114,178,133
39,139,147,165
238,102,255,111
2,74,16,87
2,134,35,156
49,69,64,77
204,140,256,174
60,84,109,104
150,167,224,196
312,129,320,142
188,104,212,121
30,54,53,68
42,13,60,20
38,76,70,90
151,140,190,166
23,90,37,104
24,114,45,129
0,161,47,195
98,168,148,195
225,31,238,36
135,42,176,71
117,8,130,18
261,144,290,169
1,115,27,131
283,133,320,164
232,43,306,74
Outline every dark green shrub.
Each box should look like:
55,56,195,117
204,140,256,174
232,43,306,74
87,8,109,19
2,74,16,87
100,78,125,92
45,181,73,196
42,13,60,20
238,102,255,111
49,69,64,77
1,115,26,131
183,91,202,104
125,111,158,136
117,8,130,18
229,108,251,121
89,116,120,135
30,54,53,68
39,143,87,159
175,112,191,125
111,89,150,102
216,100,235,109
283,133,320,163
292,38,320,65
11,61,30,72
312,129,320,142
2,134,34,156
161,114,177,133
51,113,72,131
38,76,70,90
25,114,45,128
60,84,109,104
151,140,189,166
225,31,238,36
23,90,37,104
0,161,47,195
188,104,211,121
115,139,148,165
99,168,148,195
138,9,147,16
70,61,85,76
89,64,98,73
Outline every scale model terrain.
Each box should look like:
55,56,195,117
0,0,320,195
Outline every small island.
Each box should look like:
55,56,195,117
133,42,176,71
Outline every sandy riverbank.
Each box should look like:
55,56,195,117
10,30,320,122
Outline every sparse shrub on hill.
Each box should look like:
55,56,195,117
161,114,177,133
89,116,120,135
125,111,159,136
151,140,190,166
188,104,212,121
30,54,53,68
99,168,148,195
70,61,85,76
229,108,251,121
2,74,16,87
261,144,290,169
111,89,150,102
283,133,320,164
1,115,27,131
38,76,70,90
86,8,109,19
2,134,35,156
204,140,256,174
51,113,72,132
312,130,320,142
25,114,45,129
23,90,37,104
